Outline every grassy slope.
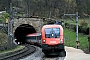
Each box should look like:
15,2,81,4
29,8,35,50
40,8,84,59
0,30,8,46
0,46,24,55
64,18,89,27
64,28,89,50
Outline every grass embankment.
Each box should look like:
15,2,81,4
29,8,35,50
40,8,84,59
0,30,8,47
0,46,24,55
64,28,89,52
64,18,89,27
0,30,24,55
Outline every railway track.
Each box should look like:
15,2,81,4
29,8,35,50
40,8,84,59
42,57,59,60
42,57,65,60
0,44,36,60
41,56,65,60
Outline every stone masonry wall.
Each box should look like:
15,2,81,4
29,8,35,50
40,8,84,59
13,18,43,33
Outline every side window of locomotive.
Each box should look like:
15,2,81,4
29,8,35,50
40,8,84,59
37,35,41,40
26,36,30,40
38,35,41,43
45,28,60,38
39,35,41,40
26,36,36,40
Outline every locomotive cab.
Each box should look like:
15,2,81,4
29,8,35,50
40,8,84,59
41,24,66,56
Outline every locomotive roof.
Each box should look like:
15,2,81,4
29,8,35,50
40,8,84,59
42,24,63,28
27,33,41,36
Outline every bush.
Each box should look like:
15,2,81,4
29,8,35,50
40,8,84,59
0,30,8,51
82,27,89,35
2,12,10,20
65,22,89,35
78,26,82,33
47,20,56,24
65,23,69,28
80,20,89,35
80,20,88,27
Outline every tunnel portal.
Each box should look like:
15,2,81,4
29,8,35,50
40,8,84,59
14,24,36,43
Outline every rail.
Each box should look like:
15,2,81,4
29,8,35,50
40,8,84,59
0,44,36,60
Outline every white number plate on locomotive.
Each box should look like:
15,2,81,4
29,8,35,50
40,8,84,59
50,41,56,44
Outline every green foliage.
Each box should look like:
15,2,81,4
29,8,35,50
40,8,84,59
86,0,90,15
0,0,89,18
65,0,73,4
2,12,10,20
80,20,88,27
17,14,22,17
0,46,23,54
65,20,89,35
64,28,89,50
0,30,8,45
0,30,8,51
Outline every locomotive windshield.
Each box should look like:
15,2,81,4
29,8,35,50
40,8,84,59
45,28,60,38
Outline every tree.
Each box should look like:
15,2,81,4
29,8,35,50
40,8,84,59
25,0,30,17
76,0,87,17
65,0,76,13
0,0,89,18
86,0,90,15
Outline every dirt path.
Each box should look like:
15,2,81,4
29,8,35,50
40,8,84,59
65,46,90,60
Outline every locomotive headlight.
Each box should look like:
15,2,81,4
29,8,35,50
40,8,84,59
15,39,17,40
43,40,46,43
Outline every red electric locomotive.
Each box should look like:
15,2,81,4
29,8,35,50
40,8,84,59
41,24,66,56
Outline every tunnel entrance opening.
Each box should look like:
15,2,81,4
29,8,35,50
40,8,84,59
14,24,36,44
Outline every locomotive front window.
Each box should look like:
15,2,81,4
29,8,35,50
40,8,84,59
45,28,60,38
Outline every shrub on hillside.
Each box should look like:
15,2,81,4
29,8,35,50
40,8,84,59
80,20,88,27
0,30,8,51
80,20,89,35
65,22,89,35
74,25,89,35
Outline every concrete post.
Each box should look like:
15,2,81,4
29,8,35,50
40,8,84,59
76,12,79,49
63,12,79,49
88,17,90,52
8,3,13,49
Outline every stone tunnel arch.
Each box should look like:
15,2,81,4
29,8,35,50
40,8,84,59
14,24,36,43
13,17,43,43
